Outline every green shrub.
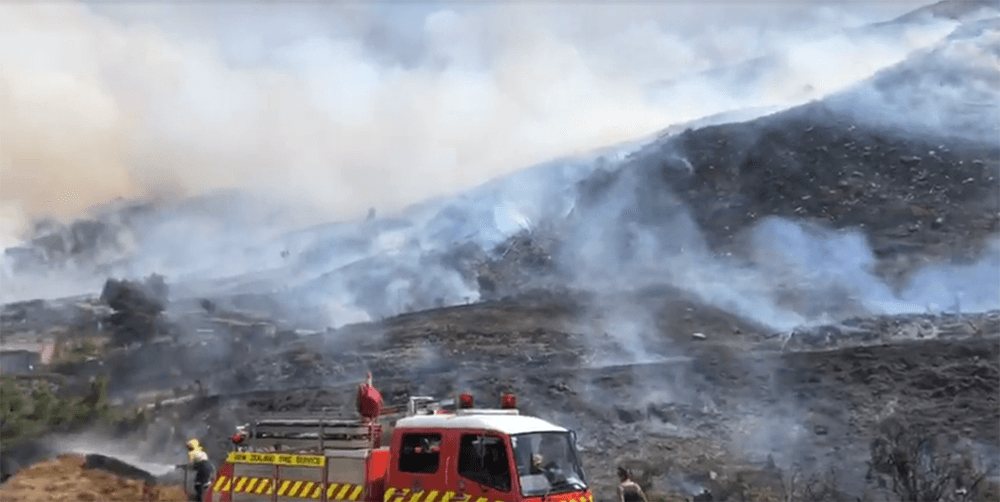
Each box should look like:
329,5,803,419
0,379,26,420
49,397,76,428
78,340,99,356
0,375,139,442
128,407,148,428
25,386,54,423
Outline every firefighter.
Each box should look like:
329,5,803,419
185,439,214,502
617,467,648,502
531,453,545,474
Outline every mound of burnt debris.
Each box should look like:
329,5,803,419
471,228,566,301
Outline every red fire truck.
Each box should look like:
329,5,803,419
208,392,592,502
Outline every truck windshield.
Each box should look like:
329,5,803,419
511,432,588,497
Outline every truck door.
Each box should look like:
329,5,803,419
388,432,446,502
455,433,516,502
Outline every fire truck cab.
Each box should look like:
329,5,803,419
209,394,592,502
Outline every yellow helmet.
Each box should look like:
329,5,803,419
186,439,201,450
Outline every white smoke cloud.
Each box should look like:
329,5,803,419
6,0,994,327
827,15,1000,141
561,154,1000,331
1,0,947,243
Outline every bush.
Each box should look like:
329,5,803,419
869,417,992,502
0,375,145,442
100,275,170,347
49,398,77,428
76,340,99,357
1,378,27,420
24,386,54,423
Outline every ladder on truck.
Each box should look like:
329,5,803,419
234,396,455,453
242,414,383,452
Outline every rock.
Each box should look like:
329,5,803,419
647,403,678,423
615,407,645,423
83,454,157,485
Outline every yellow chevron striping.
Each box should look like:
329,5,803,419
336,484,353,500
438,491,454,502
256,479,271,494
279,480,293,496
213,476,228,492
311,483,323,499
349,485,365,501
408,491,423,502
257,479,274,495
235,477,249,492
474,497,488,502
245,478,259,493
288,481,304,497
423,489,439,502
330,484,343,499
394,488,411,502
301,482,315,499
383,487,396,502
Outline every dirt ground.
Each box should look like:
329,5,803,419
0,455,187,502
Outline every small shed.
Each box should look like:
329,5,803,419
0,349,40,374
0,340,55,374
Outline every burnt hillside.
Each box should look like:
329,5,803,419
578,102,999,287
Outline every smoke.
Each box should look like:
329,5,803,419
827,15,1000,142
561,152,1000,331
4,1,996,329
1,1,949,242
749,219,1000,318
47,434,180,477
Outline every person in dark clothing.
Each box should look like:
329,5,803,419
617,467,649,502
186,439,215,502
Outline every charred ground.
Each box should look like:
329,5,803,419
3,283,998,500
583,103,999,287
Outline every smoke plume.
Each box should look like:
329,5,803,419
1,1,948,240
4,1,996,330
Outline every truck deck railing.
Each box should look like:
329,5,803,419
243,417,382,451
234,396,460,453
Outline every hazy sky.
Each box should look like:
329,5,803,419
0,1,940,243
